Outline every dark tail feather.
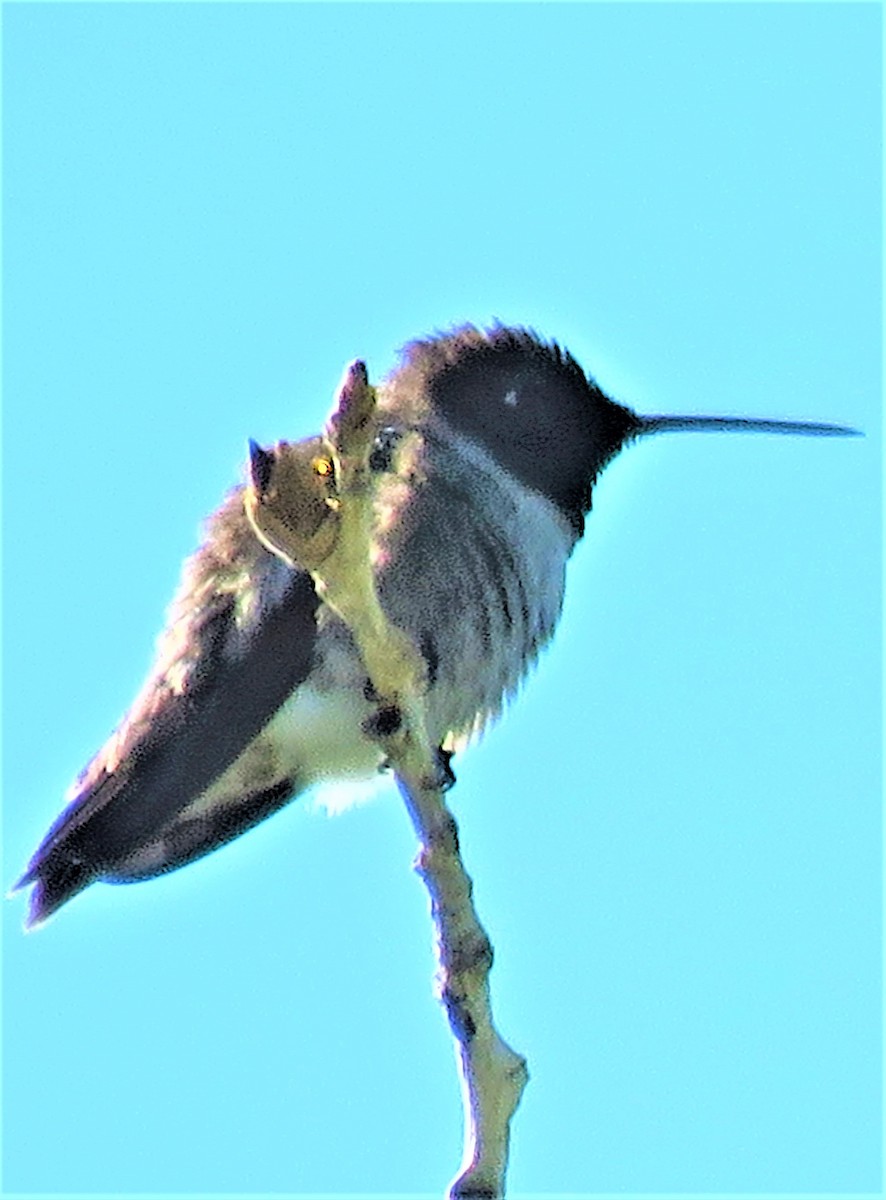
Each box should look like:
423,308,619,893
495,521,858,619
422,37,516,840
12,774,303,927
16,855,96,931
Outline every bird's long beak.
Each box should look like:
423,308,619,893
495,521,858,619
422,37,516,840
633,414,862,439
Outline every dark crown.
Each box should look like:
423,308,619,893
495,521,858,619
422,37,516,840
383,324,641,535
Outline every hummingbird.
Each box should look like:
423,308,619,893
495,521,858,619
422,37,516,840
12,324,859,929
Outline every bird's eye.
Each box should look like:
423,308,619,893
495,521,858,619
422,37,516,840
369,427,400,474
312,456,334,478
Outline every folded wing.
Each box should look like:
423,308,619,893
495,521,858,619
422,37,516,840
15,488,320,927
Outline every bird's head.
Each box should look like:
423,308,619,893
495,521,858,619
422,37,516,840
380,323,860,537
380,324,642,536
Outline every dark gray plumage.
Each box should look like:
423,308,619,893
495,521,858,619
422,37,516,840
13,325,858,927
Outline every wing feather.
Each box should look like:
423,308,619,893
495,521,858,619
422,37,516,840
16,488,319,925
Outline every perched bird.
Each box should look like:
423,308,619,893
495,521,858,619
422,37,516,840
12,325,858,929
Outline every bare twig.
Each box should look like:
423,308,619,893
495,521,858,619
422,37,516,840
244,361,528,1198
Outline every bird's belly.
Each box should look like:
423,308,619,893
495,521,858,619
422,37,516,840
185,682,384,820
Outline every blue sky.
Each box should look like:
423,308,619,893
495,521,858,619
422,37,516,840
2,4,881,1198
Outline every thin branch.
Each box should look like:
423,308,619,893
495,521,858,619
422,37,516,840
244,360,528,1198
